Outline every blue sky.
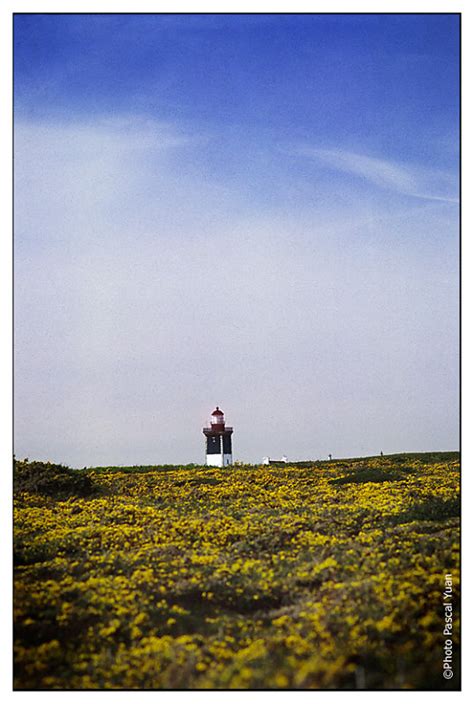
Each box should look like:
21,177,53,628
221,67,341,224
14,14,459,465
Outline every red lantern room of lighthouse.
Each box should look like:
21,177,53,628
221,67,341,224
202,407,233,467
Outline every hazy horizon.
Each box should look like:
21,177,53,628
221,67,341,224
14,14,459,466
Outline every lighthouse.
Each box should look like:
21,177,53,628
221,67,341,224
203,407,233,467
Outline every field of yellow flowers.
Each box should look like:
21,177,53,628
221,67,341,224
13,453,460,690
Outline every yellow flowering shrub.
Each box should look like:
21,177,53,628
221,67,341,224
13,453,460,689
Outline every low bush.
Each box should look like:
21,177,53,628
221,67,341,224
13,459,97,499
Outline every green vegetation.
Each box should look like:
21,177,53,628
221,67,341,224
14,459,97,499
13,453,460,690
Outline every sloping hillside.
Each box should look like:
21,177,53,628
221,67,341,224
13,453,460,689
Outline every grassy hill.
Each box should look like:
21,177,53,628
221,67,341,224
13,453,460,690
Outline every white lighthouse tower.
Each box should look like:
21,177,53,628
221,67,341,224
203,407,233,467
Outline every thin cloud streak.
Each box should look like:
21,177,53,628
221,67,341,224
294,146,458,204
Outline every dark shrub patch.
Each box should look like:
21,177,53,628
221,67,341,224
392,496,460,524
330,466,415,485
13,460,97,499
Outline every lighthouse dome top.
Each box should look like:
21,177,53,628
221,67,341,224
210,407,226,429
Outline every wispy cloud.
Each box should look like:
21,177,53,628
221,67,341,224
14,115,459,465
293,146,458,204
